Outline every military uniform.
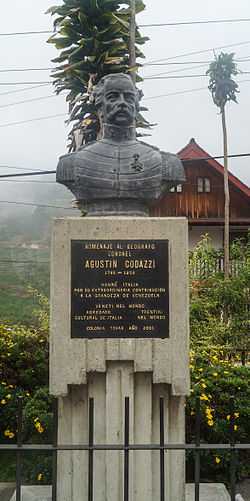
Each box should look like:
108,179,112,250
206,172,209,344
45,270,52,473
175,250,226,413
57,124,185,215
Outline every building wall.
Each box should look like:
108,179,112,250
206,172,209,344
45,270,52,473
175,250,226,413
189,226,223,250
152,161,250,219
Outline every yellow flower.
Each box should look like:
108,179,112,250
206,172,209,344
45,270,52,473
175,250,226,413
201,383,207,389
34,421,44,434
212,372,218,377
215,456,221,464
198,368,203,372
6,394,11,399
226,415,231,421
212,356,218,362
234,412,240,419
1,399,6,405
223,371,229,375
234,425,238,431
4,430,15,439
207,420,214,427
37,473,43,482
200,394,209,401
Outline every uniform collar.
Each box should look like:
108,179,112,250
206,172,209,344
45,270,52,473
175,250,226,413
102,123,136,142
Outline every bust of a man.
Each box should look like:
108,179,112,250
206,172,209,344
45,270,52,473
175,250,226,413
57,73,185,216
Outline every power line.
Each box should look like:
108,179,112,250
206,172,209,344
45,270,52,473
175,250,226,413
0,81,51,86
0,78,249,129
0,113,66,128
144,57,250,66
2,179,56,185
144,72,250,81
0,200,75,210
0,165,49,172
0,68,52,73
0,180,56,184
146,40,250,65
0,94,56,109
140,18,250,27
0,30,52,37
144,74,207,80
1,19,250,36
0,84,50,97
144,78,250,100
0,154,250,181
0,171,56,179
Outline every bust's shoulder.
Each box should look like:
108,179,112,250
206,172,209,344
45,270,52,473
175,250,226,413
136,140,160,152
161,151,186,182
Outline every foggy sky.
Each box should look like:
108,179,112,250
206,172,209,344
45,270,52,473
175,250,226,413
0,0,249,211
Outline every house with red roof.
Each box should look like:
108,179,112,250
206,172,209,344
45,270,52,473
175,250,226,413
151,138,250,248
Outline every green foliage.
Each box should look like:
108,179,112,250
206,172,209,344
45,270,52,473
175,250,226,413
190,234,250,354
0,322,51,483
187,234,250,481
0,323,48,391
206,52,239,110
187,349,250,481
47,0,149,148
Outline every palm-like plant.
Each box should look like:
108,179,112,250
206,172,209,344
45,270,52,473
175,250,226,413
206,52,239,278
47,0,149,150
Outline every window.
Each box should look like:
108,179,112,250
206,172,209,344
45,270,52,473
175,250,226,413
197,177,211,193
170,184,183,193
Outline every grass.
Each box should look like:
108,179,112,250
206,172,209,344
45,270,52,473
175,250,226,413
0,246,50,324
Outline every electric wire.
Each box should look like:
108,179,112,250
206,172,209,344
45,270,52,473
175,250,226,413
144,78,250,100
0,84,50,97
0,113,66,128
146,40,250,65
0,68,53,73
0,81,51,86
0,165,48,172
1,154,250,181
0,94,57,109
139,18,250,27
0,200,75,210
1,19,250,37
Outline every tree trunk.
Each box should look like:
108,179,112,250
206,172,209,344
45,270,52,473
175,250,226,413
129,0,136,83
221,106,230,278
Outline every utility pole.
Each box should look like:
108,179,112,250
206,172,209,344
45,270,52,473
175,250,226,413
129,0,136,83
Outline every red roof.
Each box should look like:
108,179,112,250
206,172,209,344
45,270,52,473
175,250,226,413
178,138,250,199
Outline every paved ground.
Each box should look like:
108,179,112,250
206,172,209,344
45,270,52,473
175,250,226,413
237,479,250,501
0,483,15,501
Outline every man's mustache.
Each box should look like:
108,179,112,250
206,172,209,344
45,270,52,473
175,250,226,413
110,105,132,115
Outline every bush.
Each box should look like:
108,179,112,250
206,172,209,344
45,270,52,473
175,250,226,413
187,234,250,482
0,321,51,483
186,347,250,481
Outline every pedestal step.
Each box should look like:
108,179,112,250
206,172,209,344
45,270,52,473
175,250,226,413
9,483,234,501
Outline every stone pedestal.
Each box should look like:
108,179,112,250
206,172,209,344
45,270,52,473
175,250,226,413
50,217,189,501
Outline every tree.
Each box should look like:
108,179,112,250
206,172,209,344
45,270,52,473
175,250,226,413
47,0,149,150
206,52,239,278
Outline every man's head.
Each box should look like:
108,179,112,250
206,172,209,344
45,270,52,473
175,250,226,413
93,73,140,127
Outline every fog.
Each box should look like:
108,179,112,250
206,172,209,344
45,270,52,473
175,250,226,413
0,0,249,224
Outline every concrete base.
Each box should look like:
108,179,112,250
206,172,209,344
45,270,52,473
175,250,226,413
9,484,232,501
57,371,185,501
10,486,51,501
186,483,231,501
0,483,15,501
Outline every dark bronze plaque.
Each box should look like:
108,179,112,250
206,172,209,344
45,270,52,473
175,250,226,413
71,240,169,339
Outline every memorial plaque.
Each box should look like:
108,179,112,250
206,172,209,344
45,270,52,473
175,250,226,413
71,240,169,338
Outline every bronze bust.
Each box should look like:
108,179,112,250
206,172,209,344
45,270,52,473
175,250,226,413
57,73,185,216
